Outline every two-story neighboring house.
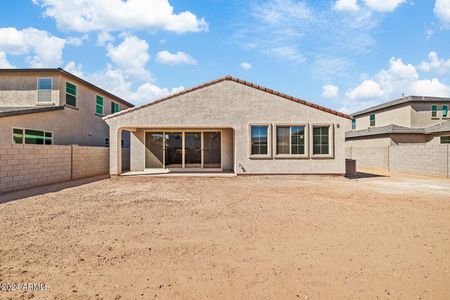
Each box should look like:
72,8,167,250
346,96,450,146
0,68,133,147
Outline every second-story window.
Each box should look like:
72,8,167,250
96,95,104,115
37,78,52,102
351,118,356,130
443,105,448,118
369,114,376,126
66,82,77,107
431,105,438,118
111,102,120,114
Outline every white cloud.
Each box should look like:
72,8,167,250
156,51,197,65
435,0,450,27
66,34,89,47
0,51,14,68
34,0,208,34
240,62,252,70
96,31,115,46
363,0,406,12
418,52,450,74
254,0,313,25
63,63,183,106
264,46,305,63
338,56,450,113
346,80,384,99
106,35,151,79
322,84,340,98
0,27,65,67
334,0,359,12
63,61,83,77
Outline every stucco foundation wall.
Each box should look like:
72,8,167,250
346,146,389,170
389,145,449,177
0,144,114,194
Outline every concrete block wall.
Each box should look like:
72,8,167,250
345,145,450,178
347,146,389,170
0,144,116,194
72,145,109,179
389,145,449,178
0,144,72,193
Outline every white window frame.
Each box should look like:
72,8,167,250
12,127,53,145
248,123,272,159
37,77,53,103
310,124,334,159
273,123,309,159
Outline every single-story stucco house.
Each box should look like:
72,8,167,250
104,76,351,175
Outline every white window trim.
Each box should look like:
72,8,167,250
273,123,309,159
12,127,53,145
248,123,272,159
65,81,77,108
36,77,53,103
310,124,334,159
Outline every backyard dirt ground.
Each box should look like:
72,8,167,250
0,173,450,299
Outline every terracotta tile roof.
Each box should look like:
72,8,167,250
104,76,352,120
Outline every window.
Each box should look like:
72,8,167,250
37,78,52,102
369,114,376,126
276,125,305,156
443,105,448,118
312,126,330,155
12,128,52,145
96,95,104,115
250,125,269,156
432,105,438,118
111,102,120,114
441,136,450,144
66,82,77,107
105,137,109,147
351,118,356,130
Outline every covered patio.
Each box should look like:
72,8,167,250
111,127,235,176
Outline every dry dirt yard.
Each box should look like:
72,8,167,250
0,174,450,299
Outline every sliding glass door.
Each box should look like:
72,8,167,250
145,132,164,168
145,130,221,169
185,132,202,168
203,131,221,168
165,132,183,168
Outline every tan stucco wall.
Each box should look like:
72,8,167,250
345,136,392,147
0,72,61,106
410,102,450,128
106,80,348,175
352,102,450,131
353,104,411,130
0,72,131,147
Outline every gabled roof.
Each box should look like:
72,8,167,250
352,96,450,117
103,76,351,120
0,68,134,108
0,105,64,117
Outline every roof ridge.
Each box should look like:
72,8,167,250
104,76,351,120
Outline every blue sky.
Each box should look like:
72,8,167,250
0,0,450,113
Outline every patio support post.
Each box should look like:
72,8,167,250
110,127,123,176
